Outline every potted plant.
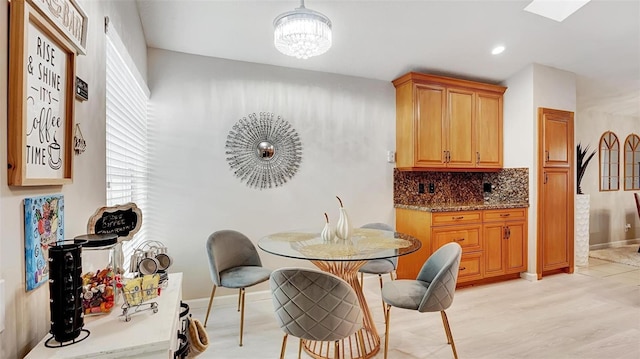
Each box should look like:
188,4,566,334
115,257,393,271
575,143,596,266
577,143,596,194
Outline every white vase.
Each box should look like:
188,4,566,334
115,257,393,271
575,194,590,266
335,208,352,241
321,222,334,243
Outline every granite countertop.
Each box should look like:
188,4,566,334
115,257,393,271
395,202,530,212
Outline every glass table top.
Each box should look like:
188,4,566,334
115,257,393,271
258,228,421,262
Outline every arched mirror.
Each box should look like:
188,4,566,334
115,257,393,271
624,133,640,190
599,131,619,191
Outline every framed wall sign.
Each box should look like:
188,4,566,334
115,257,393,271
8,0,77,185
87,203,143,242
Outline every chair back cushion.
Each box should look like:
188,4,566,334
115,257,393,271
270,268,363,342
417,242,462,312
207,230,263,286
360,222,398,268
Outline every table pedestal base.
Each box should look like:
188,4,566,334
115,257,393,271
305,260,380,359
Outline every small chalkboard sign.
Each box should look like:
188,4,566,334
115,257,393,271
75,76,88,101
87,203,142,241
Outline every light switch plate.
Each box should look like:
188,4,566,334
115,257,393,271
387,150,396,163
0,279,5,333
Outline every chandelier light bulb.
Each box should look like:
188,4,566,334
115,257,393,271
274,0,332,59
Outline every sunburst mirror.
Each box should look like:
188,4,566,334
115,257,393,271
225,112,302,189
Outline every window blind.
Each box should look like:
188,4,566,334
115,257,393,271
105,26,149,273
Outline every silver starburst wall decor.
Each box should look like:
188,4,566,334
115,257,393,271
225,113,303,189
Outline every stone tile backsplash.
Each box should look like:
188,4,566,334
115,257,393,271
394,168,529,207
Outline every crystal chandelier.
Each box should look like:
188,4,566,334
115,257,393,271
273,0,332,59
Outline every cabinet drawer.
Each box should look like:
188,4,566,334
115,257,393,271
432,211,482,226
432,225,481,252
457,252,483,283
483,208,527,222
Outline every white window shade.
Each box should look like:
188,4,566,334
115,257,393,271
106,25,149,273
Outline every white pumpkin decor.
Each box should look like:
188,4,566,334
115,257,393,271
335,196,352,241
320,212,334,242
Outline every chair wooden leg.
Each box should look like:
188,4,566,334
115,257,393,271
360,272,364,285
441,310,458,359
239,288,246,346
203,284,217,327
378,274,386,322
297,338,303,359
390,270,396,281
237,288,241,312
384,304,391,359
279,333,288,359
334,340,340,359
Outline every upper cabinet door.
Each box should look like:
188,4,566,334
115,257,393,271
476,92,503,168
447,88,475,167
392,72,506,171
415,84,447,168
541,108,574,168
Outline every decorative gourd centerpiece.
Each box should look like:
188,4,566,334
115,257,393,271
320,212,334,243
335,196,352,241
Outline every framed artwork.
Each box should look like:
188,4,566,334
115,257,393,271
7,0,87,186
24,194,65,291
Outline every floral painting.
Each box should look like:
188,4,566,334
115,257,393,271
24,194,64,291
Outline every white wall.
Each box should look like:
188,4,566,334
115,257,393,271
503,65,536,275
0,1,147,357
146,49,396,300
503,64,576,277
575,111,640,246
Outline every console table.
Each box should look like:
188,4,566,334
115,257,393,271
25,273,183,359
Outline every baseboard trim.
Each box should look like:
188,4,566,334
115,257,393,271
520,272,538,281
590,238,640,251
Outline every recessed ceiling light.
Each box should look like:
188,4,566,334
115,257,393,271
492,46,505,55
524,0,591,22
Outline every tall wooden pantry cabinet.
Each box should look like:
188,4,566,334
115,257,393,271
537,108,574,278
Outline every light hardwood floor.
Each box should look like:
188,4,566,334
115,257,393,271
190,258,640,358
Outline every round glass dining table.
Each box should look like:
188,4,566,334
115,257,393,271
258,228,421,359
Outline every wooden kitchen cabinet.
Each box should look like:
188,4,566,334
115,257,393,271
483,209,528,278
396,207,528,285
540,168,573,272
540,108,572,168
537,108,574,278
393,72,506,171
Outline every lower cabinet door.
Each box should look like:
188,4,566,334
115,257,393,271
506,221,527,274
457,252,483,283
484,223,506,277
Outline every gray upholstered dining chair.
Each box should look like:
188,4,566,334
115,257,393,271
204,230,272,346
269,267,366,359
381,242,462,359
357,222,396,320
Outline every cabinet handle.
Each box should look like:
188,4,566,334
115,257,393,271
447,151,451,163
544,172,548,184
476,152,480,165
503,226,508,239
459,267,466,271
507,227,511,239
499,213,511,217
452,216,464,220
453,238,465,242
545,150,549,162
443,150,447,163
